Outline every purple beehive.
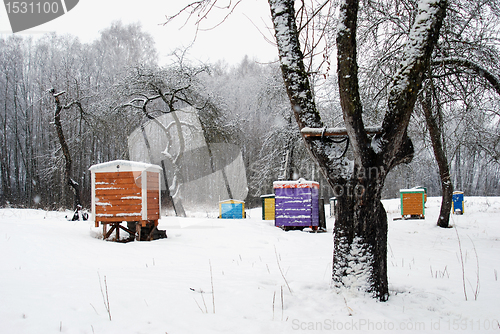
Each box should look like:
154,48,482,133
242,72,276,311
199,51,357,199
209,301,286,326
273,179,320,228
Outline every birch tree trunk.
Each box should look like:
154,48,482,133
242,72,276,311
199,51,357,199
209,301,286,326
269,0,447,300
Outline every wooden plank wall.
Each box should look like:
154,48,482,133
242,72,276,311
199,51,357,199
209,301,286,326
146,171,160,220
401,193,424,216
274,187,318,227
263,197,275,220
220,201,244,219
94,171,143,222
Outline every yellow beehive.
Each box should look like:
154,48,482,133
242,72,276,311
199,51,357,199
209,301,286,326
260,194,275,220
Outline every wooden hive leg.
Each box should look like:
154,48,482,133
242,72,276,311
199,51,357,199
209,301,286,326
136,223,141,241
113,223,136,242
146,221,157,241
125,222,137,240
104,223,118,240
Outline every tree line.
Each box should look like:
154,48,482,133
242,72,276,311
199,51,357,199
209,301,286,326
1,17,499,212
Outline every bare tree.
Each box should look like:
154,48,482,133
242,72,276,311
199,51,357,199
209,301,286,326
0,23,158,209
268,0,447,300
419,0,500,226
49,89,83,213
165,0,447,300
419,84,453,227
115,61,238,216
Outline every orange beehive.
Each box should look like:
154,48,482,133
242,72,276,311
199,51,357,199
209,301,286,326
400,188,425,219
90,160,162,237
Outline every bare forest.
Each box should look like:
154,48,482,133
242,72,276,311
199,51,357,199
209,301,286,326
1,17,499,211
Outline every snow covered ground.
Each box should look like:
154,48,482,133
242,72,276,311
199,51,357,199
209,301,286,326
1,197,499,334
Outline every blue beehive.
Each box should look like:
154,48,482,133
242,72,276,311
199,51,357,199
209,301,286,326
273,179,319,229
452,191,464,214
219,199,245,219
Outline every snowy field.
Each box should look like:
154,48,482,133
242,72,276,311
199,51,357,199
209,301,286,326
1,197,499,334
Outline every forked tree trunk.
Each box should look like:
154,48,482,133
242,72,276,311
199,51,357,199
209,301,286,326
269,0,447,301
332,172,389,300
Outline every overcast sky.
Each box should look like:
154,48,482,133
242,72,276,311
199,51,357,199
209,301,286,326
0,0,279,65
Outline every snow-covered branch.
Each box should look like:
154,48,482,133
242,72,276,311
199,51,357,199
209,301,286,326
269,0,357,181
336,0,372,165
163,0,244,31
269,0,322,129
301,126,382,137
380,0,447,166
432,57,500,96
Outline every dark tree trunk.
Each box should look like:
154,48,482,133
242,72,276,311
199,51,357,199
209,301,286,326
421,88,453,228
286,143,295,180
329,0,433,301
332,171,389,300
269,0,447,301
51,89,82,209
426,56,500,226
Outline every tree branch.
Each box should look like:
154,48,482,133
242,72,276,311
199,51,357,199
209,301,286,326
336,0,371,166
432,57,500,95
269,0,322,130
49,88,82,208
380,0,448,168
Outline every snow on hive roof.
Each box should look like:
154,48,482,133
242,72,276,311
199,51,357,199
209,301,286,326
273,178,319,189
89,160,162,173
400,188,425,193
219,199,245,204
